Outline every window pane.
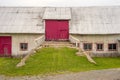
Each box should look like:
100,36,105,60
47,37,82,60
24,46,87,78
20,43,28,51
21,44,23,49
97,44,103,50
84,43,92,50
97,44,99,49
84,44,87,50
88,44,92,49
113,44,116,49
100,44,102,49
108,44,112,49
108,43,117,50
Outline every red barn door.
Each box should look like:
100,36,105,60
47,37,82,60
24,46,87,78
0,36,12,56
45,20,69,41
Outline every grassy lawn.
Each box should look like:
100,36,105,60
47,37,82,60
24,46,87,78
0,47,120,76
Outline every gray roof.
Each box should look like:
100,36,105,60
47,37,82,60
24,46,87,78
0,7,45,34
0,7,120,34
70,6,120,34
43,8,71,20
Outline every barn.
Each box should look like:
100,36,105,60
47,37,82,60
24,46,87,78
0,6,120,57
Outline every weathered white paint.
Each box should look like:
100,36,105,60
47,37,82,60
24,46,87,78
0,34,42,56
72,34,120,53
43,7,71,20
0,7,45,34
34,35,45,47
0,6,120,56
70,6,120,34
69,35,79,47
0,7,120,35
118,41,120,53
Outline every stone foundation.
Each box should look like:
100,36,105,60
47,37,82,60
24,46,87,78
90,53,120,57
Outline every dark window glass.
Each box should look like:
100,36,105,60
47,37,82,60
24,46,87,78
20,43,28,51
97,44,103,51
108,43,117,51
84,43,92,50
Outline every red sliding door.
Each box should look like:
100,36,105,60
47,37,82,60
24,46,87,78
45,20,69,41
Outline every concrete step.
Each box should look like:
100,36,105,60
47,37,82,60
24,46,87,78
42,41,75,47
44,41,70,44
42,44,73,47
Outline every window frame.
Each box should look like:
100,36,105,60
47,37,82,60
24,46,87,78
96,43,104,51
108,43,117,51
20,43,28,51
83,43,92,51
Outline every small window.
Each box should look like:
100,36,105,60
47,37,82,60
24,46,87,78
20,43,28,51
96,43,104,51
83,43,92,51
108,43,117,51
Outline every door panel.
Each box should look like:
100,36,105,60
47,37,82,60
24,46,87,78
0,36,12,56
45,20,69,40
3,44,11,56
58,21,69,40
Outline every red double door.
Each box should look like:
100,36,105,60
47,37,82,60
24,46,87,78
0,36,12,56
45,20,69,41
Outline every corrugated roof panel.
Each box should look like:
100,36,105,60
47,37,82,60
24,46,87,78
0,7,45,34
70,6,120,34
43,7,71,20
0,7,120,34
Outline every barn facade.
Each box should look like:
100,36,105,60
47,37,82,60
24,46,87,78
0,7,120,56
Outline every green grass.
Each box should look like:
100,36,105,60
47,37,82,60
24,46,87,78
0,47,120,76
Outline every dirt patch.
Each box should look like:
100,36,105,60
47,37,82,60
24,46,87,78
0,68,120,80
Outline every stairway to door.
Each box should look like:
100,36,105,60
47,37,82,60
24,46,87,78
41,41,76,48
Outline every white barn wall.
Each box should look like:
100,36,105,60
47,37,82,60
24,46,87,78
118,41,120,53
0,34,41,56
72,34,120,54
0,7,120,57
